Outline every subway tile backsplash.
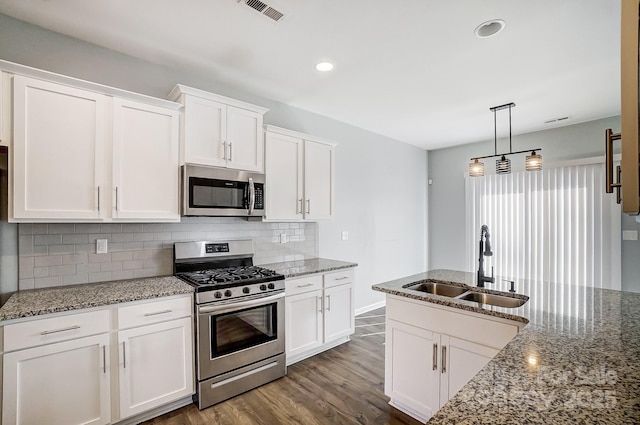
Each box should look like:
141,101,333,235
18,218,318,290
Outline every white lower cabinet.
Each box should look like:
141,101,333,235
385,294,520,423
3,333,111,425
117,317,193,419
1,294,194,425
285,269,355,365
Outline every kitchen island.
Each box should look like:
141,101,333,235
373,269,640,424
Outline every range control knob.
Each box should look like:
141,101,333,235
259,284,267,291
214,291,222,299
242,287,250,294
224,290,233,297
267,283,275,290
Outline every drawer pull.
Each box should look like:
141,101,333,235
297,283,314,288
102,345,106,374
143,309,172,317
334,276,349,281
40,325,80,335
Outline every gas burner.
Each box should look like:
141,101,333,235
179,266,282,286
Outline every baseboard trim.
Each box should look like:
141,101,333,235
355,300,386,316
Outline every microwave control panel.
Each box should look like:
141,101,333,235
254,184,264,210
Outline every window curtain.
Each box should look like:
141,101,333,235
465,161,621,289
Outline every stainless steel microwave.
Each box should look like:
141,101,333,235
181,164,265,218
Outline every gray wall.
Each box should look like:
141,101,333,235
0,14,428,311
429,115,640,293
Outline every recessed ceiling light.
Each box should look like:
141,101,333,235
475,19,506,38
316,62,334,72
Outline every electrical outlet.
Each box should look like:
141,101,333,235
280,234,287,244
622,230,638,241
96,239,108,254
341,231,349,241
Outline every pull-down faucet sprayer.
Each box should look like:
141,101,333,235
477,225,495,287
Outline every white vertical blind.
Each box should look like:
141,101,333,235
465,162,621,289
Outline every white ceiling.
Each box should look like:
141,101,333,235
0,0,621,150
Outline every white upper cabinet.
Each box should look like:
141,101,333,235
12,75,107,220
112,98,180,221
5,66,182,223
264,125,335,221
169,84,268,172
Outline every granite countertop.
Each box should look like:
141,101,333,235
0,276,194,322
373,269,640,424
260,258,357,278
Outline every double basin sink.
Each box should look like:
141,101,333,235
405,280,528,308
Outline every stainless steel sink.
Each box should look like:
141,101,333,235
406,281,469,297
457,292,527,308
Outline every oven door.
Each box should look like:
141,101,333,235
182,164,264,217
196,292,285,380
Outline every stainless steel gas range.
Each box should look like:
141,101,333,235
173,240,286,409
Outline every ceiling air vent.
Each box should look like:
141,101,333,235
544,116,569,124
243,0,284,22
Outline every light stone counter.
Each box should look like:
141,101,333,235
260,258,357,278
372,269,640,424
0,276,194,322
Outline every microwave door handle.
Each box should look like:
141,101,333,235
248,177,255,215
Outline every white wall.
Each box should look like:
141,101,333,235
0,14,428,311
428,115,640,293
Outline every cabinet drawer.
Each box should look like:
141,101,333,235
324,269,354,288
118,295,192,329
3,309,110,352
285,275,323,296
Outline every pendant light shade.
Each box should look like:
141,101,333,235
469,159,485,177
526,151,542,171
496,155,511,174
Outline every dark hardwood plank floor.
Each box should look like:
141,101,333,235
143,307,421,425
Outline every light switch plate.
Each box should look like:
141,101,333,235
280,234,287,244
341,231,349,241
96,239,108,254
622,230,638,241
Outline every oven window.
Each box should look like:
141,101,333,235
190,177,248,209
211,303,277,357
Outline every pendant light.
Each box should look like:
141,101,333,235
469,102,542,177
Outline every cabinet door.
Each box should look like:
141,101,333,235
285,289,323,359
441,335,497,407
385,319,440,423
182,95,227,167
12,75,106,220
324,283,354,342
227,106,264,172
265,131,303,220
117,317,194,419
304,140,334,220
3,333,110,425
112,98,180,221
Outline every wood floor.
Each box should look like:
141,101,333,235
143,307,422,425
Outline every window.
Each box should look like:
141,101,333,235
465,161,621,289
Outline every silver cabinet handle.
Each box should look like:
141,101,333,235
317,296,323,312
306,199,311,214
143,309,172,317
97,186,100,212
222,141,227,160
229,142,233,161
326,295,331,311
442,345,447,373
433,343,438,371
296,198,303,214
297,283,314,288
102,345,106,374
334,276,349,281
123,341,126,369
115,186,119,211
40,325,80,335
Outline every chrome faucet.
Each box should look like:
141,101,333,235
477,225,495,287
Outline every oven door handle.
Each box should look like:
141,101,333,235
198,292,285,315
